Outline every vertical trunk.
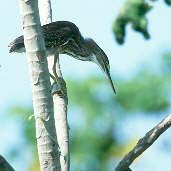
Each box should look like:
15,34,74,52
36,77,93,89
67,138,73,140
18,0,60,170
52,54,70,171
38,0,52,24
38,1,70,171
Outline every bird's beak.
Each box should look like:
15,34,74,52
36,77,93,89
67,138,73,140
95,54,116,94
85,38,116,94
103,66,116,94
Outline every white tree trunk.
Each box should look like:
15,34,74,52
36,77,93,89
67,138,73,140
38,0,52,24
19,0,60,170
52,54,70,171
38,1,70,171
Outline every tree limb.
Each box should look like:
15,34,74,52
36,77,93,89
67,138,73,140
115,114,171,171
52,53,69,171
0,155,15,171
38,1,70,170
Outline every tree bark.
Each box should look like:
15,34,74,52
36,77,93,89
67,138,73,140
52,53,70,171
19,0,60,170
38,1,70,171
38,0,52,24
115,114,171,171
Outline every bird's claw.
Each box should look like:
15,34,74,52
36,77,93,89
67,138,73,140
51,76,67,97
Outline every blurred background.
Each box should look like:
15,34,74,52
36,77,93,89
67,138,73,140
1,0,171,171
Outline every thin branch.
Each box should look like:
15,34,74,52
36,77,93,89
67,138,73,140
38,0,52,24
51,53,69,171
0,155,15,171
115,114,171,171
38,1,70,170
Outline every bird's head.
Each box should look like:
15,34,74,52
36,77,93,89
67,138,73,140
85,38,116,94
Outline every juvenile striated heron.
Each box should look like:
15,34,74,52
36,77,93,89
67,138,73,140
9,21,116,94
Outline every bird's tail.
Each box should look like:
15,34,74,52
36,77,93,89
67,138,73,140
85,38,116,94
8,36,25,53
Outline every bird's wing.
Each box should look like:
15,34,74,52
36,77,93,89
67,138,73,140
42,21,78,48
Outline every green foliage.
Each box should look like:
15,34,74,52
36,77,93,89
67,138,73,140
161,52,171,73
151,0,171,5
116,71,169,112
113,0,171,44
9,107,36,148
113,0,151,44
68,77,115,120
165,0,171,5
8,52,171,171
67,77,118,171
65,53,171,170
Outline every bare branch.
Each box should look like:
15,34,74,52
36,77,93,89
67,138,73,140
38,1,70,170
38,0,52,24
0,155,15,171
51,53,69,171
115,114,171,171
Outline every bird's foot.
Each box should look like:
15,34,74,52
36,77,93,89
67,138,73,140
51,75,67,98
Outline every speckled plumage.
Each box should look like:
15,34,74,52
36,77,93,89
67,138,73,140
9,21,116,93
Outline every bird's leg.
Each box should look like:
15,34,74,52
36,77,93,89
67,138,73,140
52,52,59,81
50,73,56,82
51,52,66,97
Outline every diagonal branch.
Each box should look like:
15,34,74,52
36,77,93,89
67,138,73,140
0,155,15,171
115,114,171,171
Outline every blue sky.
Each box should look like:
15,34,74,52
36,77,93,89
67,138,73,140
1,0,171,171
